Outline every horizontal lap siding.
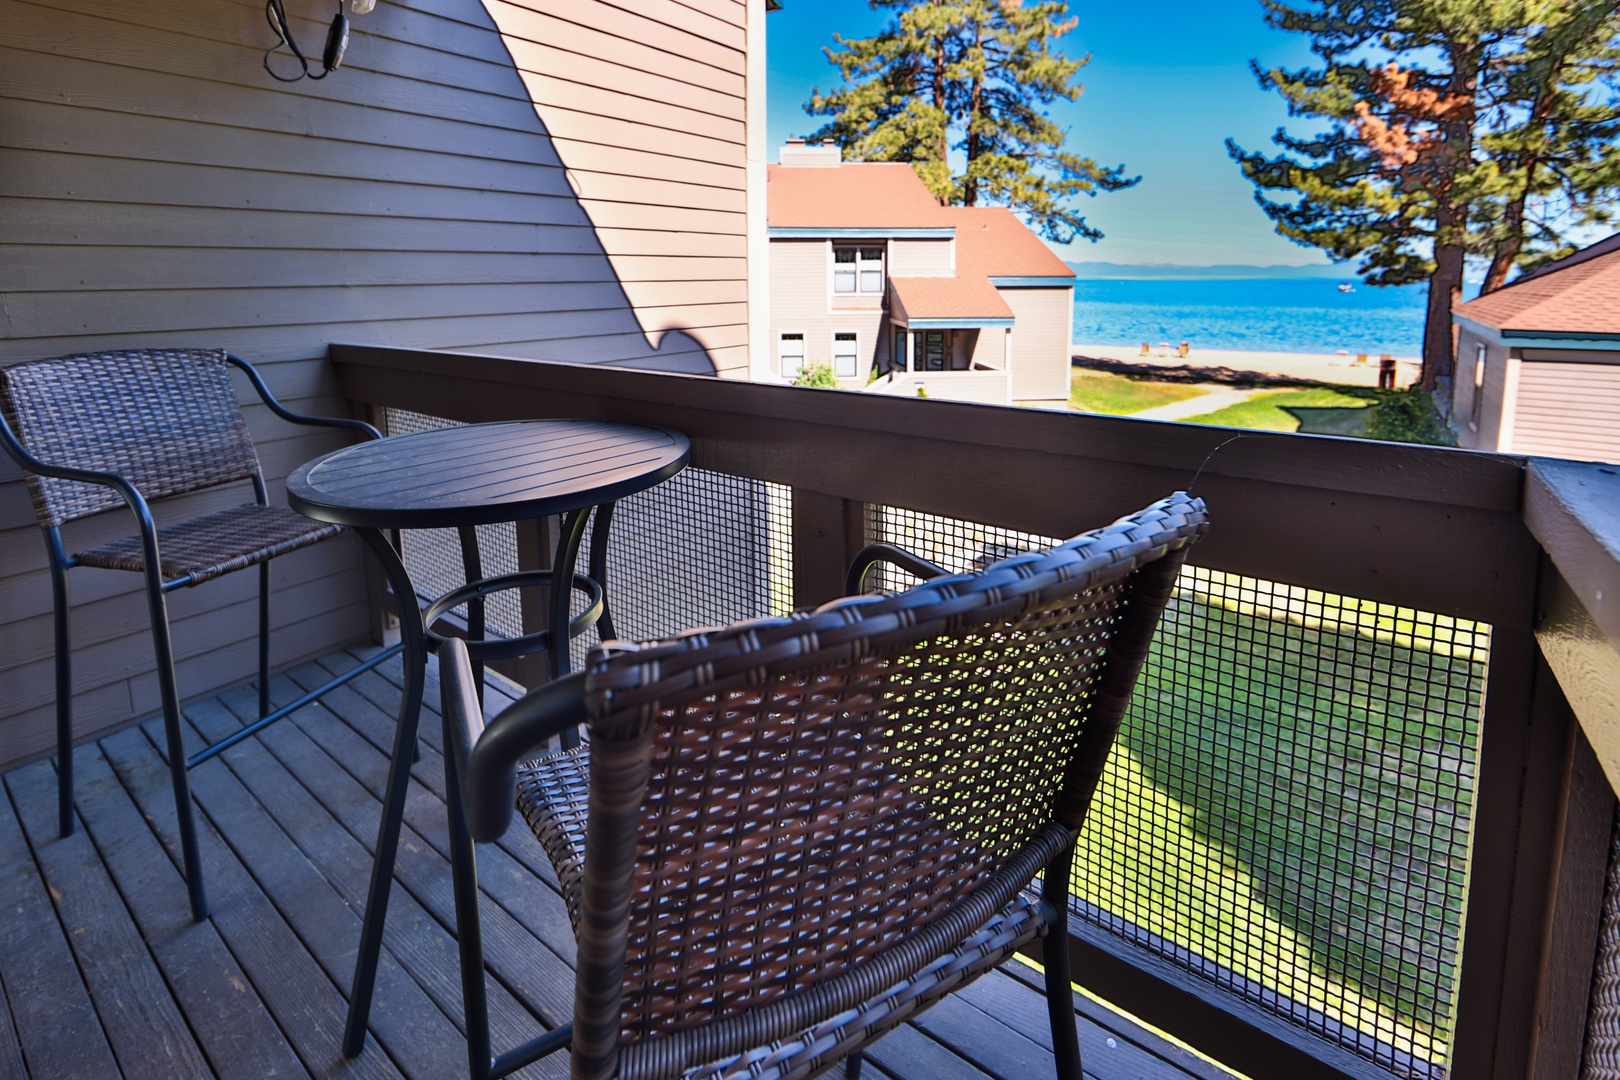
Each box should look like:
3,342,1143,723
1509,360,1620,464
1002,287,1072,402
769,239,888,381
486,0,751,377
0,0,754,762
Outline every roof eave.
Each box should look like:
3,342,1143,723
1456,312,1620,350
769,227,956,239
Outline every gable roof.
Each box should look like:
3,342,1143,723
766,163,951,230
766,163,1074,282
891,276,1015,321
1455,234,1620,336
949,206,1073,279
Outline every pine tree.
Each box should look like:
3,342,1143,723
804,0,1136,243
1228,0,1620,389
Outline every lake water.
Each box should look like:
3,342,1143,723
1071,277,1430,356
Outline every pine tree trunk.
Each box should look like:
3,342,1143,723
1482,204,1524,295
1420,39,1480,391
963,21,984,206
1422,235,1464,390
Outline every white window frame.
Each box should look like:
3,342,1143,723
779,331,807,379
857,245,884,294
831,243,885,297
832,247,857,294
832,331,860,378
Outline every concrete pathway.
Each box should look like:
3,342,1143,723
1131,386,1262,422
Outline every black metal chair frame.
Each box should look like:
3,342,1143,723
435,493,1207,1080
0,349,395,921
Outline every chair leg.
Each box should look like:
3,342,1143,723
144,575,209,922
259,562,272,720
1041,843,1084,1080
844,1049,864,1079
48,538,73,838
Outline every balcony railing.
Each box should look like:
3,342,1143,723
327,343,1620,1080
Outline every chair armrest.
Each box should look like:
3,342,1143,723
226,354,381,441
0,407,163,544
844,542,952,595
440,638,588,843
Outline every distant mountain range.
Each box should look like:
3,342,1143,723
1066,261,1352,280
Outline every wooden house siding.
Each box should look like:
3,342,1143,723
1507,357,1620,464
1001,287,1072,402
768,239,888,380
890,238,954,277
0,0,758,765
1451,328,1511,452
484,0,752,377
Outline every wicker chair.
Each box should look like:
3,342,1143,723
435,491,1207,1080
0,348,384,921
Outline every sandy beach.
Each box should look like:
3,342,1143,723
1073,342,1422,390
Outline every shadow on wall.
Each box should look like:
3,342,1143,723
467,1,717,376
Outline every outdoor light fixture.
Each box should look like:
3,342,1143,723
263,0,371,82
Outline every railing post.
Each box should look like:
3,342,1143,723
792,490,865,609
1453,620,1615,1080
1526,724,1612,1080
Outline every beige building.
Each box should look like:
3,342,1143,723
767,142,1075,405
1451,234,1620,463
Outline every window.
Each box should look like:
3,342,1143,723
833,245,885,295
833,332,859,378
1470,344,1486,431
779,332,805,378
833,248,857,294
859,246,884,293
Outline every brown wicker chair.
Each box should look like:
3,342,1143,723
0,348,385,921
437,491,1208,1080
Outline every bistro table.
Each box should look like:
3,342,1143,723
286,418,690,1055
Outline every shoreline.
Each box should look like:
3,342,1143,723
1072,342,1422,390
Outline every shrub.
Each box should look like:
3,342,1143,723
1363,389,1456,447
792,360,839,388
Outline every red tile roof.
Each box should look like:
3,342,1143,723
891,276,1014,321
767,163,951,229
947,206,1074,279
1455,236,1620,336
768,162,1074,322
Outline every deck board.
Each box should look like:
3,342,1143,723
0,648,1214,1080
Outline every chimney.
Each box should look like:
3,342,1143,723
779,139,842,167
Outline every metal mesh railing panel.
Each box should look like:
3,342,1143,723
569,468,793,669
383,409,525,637
1580,809,1620,1080
866,505,1489,1080
381,410,792,684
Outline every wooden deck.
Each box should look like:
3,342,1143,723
0,646,1229,1080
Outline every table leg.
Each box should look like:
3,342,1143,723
549,509,590,752
587,502,618,643
344,527,427,1058
547,508,591,681
456,525,486,704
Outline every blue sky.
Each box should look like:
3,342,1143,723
766,0,1329,267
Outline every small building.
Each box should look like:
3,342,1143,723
1451,234,1620,463
766,141,1074,405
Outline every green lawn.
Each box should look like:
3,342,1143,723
1070,371,1212,415
1178,386,1377,433
1075,577,1485,1067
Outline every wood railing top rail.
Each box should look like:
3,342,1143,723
1526,459,1620,792
330,344,1538,628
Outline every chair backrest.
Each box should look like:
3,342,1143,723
0,348,261,528
572,491,1208,1079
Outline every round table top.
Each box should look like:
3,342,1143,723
287,419,690,530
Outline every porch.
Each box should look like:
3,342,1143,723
0,645,1224,1080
